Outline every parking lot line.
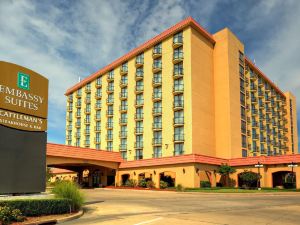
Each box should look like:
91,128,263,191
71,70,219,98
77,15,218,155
133,217,163,225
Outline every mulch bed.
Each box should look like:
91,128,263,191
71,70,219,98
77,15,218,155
105,186,176,191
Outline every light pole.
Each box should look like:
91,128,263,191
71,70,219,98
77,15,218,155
255,162,264,190
288,162,298,188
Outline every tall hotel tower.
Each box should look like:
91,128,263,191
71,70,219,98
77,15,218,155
65,17,298,161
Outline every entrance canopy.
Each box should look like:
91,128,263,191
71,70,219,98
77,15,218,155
46,143,123,170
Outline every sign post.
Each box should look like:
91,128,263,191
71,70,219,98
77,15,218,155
0,61,48,194
254,162,264,190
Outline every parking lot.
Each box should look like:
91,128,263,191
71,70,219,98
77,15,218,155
64,188,300,225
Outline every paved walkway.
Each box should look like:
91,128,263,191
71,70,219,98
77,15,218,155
63,189,300,225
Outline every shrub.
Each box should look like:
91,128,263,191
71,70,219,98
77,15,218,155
176,184,185,192
0,206,25,225
239,171,261,189
138,179,147,188
0,199,71,217
160,181,168,189
146,180,155,188
124,179,137,187
52,181,84,212
200,181,211,188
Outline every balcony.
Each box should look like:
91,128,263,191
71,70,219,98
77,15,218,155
135,113,144,121
84,130,90,136
106,135,113,141
252,122,258,127
120,66,128,75
135,100,144,107
119,118,127,125
174,134,184,142
265,97,271,102
75,122,81,128
67,125,72,130
152,93,162,102
106,123,113,129
95,104,101,110
95,93,102,99
174,117,184,127
76,102,81,108
84,119,90,125
251,109,258,115
250,72,257,80
135,127,143,134
85,88,91,93
106,87,114,93
94,126,101,132
85,109,91,114
106,98,114,105
74,133,81,138
106,110,114,117
67,106,73,112
250,84,257,91
252,134,259,140
173,36,183,48
119,144,127,150
120,79,128,87
95,81,102,88
152,122,162,130
152,138,162,146
75,113,81,118
85,98,91,104
174,100,184,111
258,79,264,86
67,96,73,103
135,86,144,94
173,85,184,95
258,91,264,98
173,52,184,64
135,71,144,80
119,105,128,112
152,47,162,59
134,142,143,149
119,92,128,100
135,59,144,68
251,98,257,103
119,131,127,138
66,135,72,140
152,62,162,73
94,138,101,144
260,137,266,143
173,68,184,79
76,92,82,98
152,107,162,116
152,77,162,87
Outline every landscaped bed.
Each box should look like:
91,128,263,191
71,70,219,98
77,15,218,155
184,187,300,193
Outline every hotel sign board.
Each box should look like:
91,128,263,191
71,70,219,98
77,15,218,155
0,61,48,131
0,61,48,194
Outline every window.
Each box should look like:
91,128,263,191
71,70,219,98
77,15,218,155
108,82,114,91
121,113,127,123
108,70,114,79
241,106,246,120
136,80,144,91
86,104,91,113
135,149,143,160
96,110,101,120
174,94,184,107
95,121,101,131
153,131,162,145
240,93,245,106
120,100,128,111
121,76,128,85
121,151,127,160
173,32,183,44
136,53,144,64
174,110,184,124
121,88,127,98
241,120,246,134
107,141,113,151
240,78,245,93
174,143,184,155
95,132,101,143
153,147,162,158
107,117,113,129
136,94,144,106
75,139,80,147
107,129,113,140
96,77,102,85
153,87,162,98
242,135,247,148
153,116,162,129
120,139,127,150
174,127,184,141
107,105,113,115
174,62,183,75
85,114,90,123
96,99,101,109
153,58,162,69
174,78,184,92
153,72,162,84
153,101,162,114
153,43,162,54
136,121,143,133
173,47,183,60
121,62,128,72
136,108,143,119
242,149,247,157
136,67,144,78
96,88,102,97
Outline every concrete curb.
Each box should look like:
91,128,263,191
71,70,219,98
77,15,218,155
24,209,84,225
56,209,84,224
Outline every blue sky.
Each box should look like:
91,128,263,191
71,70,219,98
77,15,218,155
0,0,299,149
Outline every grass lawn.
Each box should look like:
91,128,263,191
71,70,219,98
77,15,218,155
184,188,300,193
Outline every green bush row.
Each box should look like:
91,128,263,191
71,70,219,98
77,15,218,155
0,198,72,217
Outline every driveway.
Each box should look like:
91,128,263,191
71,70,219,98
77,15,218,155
63,188,300,225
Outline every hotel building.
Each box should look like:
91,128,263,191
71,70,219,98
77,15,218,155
61,17,298,188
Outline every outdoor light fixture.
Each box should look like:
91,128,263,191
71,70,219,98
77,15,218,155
134,171,136,175
254,162,264,190
183,168,185,174
196,168,200,173
154,170,156,175
165,144,169,149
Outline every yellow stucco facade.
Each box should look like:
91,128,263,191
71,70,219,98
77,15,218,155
63,17,298,189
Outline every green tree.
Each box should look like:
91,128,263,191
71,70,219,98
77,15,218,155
46,167,54,182
218,164,236,187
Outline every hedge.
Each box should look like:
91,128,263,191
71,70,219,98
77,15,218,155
0,198,72,217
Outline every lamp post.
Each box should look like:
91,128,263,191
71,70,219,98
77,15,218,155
288,162,298,187
254,162,264,190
